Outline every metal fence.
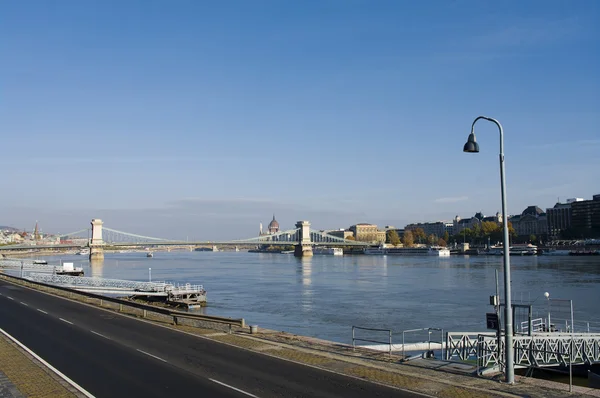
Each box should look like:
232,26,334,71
351,326,393,357
0,273,245,332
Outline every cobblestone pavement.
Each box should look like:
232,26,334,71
0,334,80,398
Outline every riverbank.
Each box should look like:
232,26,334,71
2,272,599,397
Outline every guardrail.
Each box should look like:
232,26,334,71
0,273,245,333
351,326,393,357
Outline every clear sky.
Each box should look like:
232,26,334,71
1,0,599,240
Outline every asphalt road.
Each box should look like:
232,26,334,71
0,279,422,398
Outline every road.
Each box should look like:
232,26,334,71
0,279,422,398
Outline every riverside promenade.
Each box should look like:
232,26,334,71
1,275,600,397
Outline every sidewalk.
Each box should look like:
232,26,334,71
174,323,600,398
0,333,80,398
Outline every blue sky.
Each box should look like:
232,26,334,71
1,0,599,239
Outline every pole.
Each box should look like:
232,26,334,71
569,299,574,392
472,116,514,383
547,298,551,332
20,261,24,278
149,267,152,282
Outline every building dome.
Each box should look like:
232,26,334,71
268,215,279,233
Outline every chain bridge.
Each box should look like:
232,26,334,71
0,219,368,258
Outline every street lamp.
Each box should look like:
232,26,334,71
463,116,514,384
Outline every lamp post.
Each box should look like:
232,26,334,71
463,116,514,384
544,292,551,332
149,268,152,282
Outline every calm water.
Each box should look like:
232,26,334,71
34,252,600,344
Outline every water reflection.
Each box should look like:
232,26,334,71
89,258,104,278
33,252,600,344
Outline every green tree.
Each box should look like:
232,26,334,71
529,234,537,244
386,230,401,246
481,221,499,237
443,231,449,243
412,228,426,244
472,223,482,239
427,234,437,245
402,230,414,247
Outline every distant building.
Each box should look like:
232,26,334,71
510,206,547,241
405,222,446,237
570,194,600,237
349,223,380,243
546,202,573,239
259,215,280,236
327,229,354,240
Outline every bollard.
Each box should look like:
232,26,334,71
119,303,123,312
143,309,147,318
250,325,258,334
229,324,232,334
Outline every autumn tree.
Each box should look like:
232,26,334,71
386,230,401,246
402,230,414,247
412,228,426,244
443,231,449,243
427,234,437,245
437,238,447,247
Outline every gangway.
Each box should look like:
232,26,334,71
26,273,205,300
0,259,83,276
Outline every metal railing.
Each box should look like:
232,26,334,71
0,273,244,331
351,326,393,357
401,328,444,360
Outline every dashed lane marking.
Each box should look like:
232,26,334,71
90,330,110,340
209,378,260,398
136,349,167,363
59,318,74,325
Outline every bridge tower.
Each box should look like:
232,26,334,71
89,219,104,260
294,221,313,257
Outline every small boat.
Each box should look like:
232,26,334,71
146,252,154,258
33,260,48,265
77,249,90,256
313,247,343,256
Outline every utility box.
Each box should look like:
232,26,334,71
489,295,499,306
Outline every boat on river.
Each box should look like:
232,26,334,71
313,247,343,256
387,247,451,257
488,244,537,256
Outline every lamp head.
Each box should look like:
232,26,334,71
544,292,550,299
463,131,480,153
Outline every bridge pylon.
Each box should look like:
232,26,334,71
90,219,104,260
294,221,313,257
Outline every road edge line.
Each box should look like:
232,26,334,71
0,327,95,398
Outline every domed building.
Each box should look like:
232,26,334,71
268,215,279,234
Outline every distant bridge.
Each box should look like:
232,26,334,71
0,219,368,258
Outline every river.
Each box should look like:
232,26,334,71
31,251,600,344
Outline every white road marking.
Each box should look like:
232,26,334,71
59,318,74,325
209,378,260,398
0,328,95,398
7,296,14,300
136,349,167,363
37,309,48,314
90,330,110,339
20,301,28,306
